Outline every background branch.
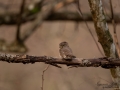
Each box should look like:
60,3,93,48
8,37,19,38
1,12,120,25
16,0,25,42
21,0,58,42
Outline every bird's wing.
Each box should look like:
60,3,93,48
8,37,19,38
62,47,73,56
59,49,64,58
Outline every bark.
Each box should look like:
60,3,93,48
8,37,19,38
0,53,120,68
88,0,120,89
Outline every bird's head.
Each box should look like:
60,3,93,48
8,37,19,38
59,41,69,48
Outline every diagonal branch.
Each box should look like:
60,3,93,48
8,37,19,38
88,0,119,89
75,0,104,56
21,0,50,42
109,0,120,58
21,0,76,42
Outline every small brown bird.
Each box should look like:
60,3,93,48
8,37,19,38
59,41,76,60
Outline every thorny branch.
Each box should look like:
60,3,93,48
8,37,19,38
1,53,120,68
41,65,50,90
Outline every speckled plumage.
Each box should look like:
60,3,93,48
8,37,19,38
59,41,76,59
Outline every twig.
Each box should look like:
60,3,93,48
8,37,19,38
41,65,50,90
109,0,120,58
75,0,104,56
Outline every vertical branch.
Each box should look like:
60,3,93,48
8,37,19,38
16,0,25,42
41,65,50,90
7,0,28,53
109,0,120,58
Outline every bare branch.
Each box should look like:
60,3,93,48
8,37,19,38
0,53,120,68
1,12,120,25
16,0,26,42
2,0,120,25
109,0,120,58
75,0,104,56
41,65,50,90
88,0,114,57
21,0,58,42
21,0,76,42
88,0,119,89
